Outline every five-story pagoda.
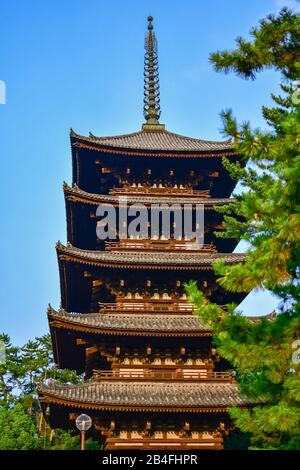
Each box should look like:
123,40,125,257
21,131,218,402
39,17,248,450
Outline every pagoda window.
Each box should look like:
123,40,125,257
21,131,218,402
147,169,152,175
126,168,131,174
176,280,181,287
169,170,174,176
101,167,111,174
146,280,151,287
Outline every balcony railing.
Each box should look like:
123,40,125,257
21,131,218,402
105,239,217,253
93,369,233,382
106,436,223,450
109,186,210,198
99,300,195,314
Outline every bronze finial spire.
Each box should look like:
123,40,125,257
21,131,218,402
142,16,165,131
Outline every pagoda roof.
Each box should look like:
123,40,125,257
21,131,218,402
48,306,211,337
70,129,234,157
64,183,234,207
57,242,246,270
39,380,248,412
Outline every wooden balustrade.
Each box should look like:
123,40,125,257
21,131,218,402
106,436,223,450
93,369,233,382
99,300,195,313
109,186,210,197
105,239,216,253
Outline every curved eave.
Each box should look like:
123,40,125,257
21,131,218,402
40,393,237,413
39,381,249,414
48,308,212,338
70,132,235,159
64,183,235,208
56,243,246,271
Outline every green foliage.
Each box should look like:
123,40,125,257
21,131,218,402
47,429,101,450
0,332,92,450
0,334,22,408
186,282,300,449
210,8,300,80
187,7,300,449
0,403,42,450
0,332,83,407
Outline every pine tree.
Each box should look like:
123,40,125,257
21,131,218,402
187,8,300,449
0,332,100,450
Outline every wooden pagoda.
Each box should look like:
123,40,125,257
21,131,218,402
39,16,249,450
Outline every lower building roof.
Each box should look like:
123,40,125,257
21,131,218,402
57,242,246,270
48,306,211,337
39,380,248,412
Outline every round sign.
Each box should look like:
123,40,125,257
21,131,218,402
76,414,92,431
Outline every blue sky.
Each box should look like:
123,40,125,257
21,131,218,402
0,0,298,345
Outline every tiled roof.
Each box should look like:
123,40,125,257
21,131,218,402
70,129,233,153
39,381,248,410
57,243,246,269
48,306,210,336
64,183,234,207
